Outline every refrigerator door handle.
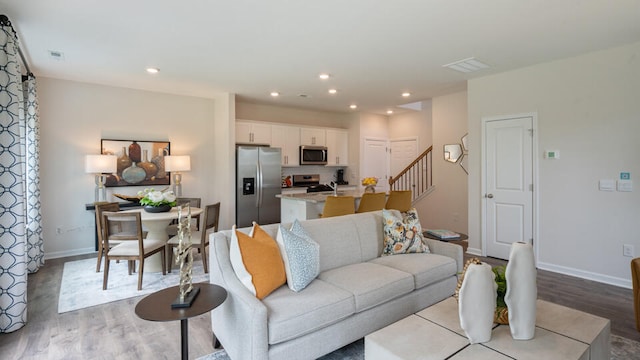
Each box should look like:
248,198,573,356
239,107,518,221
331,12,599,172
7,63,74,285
256,161,262,207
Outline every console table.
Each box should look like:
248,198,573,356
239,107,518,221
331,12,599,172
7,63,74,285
365,297,610,359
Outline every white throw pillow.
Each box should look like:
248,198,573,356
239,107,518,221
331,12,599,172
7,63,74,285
276,220,320,292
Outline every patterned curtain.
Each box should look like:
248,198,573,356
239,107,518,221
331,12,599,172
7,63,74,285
0,18,43,333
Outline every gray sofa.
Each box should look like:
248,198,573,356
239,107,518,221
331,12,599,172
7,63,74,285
209,211,463,360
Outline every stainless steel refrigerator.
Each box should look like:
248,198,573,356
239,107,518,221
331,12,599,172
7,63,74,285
236,146,282,228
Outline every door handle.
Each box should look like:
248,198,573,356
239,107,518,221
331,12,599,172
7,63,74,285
486,193,494,198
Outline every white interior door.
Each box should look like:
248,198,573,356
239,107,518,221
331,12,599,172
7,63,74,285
390,138,418,177
484,115,534,260
363,138,389,192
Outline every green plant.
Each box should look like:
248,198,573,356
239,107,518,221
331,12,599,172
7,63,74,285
493,265,507,308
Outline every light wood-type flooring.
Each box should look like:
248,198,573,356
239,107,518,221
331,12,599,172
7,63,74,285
0,253,638,359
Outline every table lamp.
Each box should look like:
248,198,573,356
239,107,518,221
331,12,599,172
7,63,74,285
165,155,191,196
85,154,117,203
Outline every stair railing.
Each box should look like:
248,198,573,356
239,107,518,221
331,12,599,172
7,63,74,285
388,146,433,202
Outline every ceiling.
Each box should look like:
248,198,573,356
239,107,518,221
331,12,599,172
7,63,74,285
1,1,639,115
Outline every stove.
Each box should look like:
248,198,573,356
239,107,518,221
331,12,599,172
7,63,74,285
292,174,335,193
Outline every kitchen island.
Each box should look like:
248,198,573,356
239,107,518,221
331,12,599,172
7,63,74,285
277,190,366,223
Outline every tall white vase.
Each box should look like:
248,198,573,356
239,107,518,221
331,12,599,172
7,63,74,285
505,242,537,340
458,262,497,344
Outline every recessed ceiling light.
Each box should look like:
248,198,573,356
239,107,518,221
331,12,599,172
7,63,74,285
387,110,394,114
319,73,330,80
328,89,337,94
401,92,411,97
350,104,357,109
442,57,490,73
270,92,280,97
146,67,159,74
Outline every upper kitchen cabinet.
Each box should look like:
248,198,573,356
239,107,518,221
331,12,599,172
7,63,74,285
325,129,349,166
300,127,326,146
271,124,300,166
236,120,272,144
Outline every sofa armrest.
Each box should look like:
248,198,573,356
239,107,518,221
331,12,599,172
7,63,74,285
425,239,464,273
209,231,270,360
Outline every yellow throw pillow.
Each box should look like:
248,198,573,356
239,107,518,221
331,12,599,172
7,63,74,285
230,222,286,299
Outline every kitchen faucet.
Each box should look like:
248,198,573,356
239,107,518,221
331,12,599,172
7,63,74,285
326,181,338,196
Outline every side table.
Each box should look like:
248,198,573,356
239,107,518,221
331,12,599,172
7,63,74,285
135,283,227,360
423,231,469,253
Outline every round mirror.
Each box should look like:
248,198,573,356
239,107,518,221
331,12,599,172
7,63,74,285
444,144,463,163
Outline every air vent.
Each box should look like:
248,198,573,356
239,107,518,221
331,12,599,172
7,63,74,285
443,57,489,73
48,50,65,61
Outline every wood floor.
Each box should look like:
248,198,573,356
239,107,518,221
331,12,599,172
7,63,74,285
1,253,638,360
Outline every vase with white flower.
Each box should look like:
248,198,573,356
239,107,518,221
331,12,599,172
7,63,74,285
362,177,378,193
138,188,177,213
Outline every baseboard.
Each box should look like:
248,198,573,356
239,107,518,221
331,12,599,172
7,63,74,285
45,247,95,260
462,248,631,289
537,261,632,289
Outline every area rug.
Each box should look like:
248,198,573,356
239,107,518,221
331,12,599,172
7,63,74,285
58,257,209,313
196,335,640,360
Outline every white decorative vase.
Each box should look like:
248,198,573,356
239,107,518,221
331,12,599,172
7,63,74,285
458,262,497,344
505,242,537,340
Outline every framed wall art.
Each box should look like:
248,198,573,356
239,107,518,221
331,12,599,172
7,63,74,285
101,139,170,187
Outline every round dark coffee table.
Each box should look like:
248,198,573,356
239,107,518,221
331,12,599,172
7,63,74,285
135,283,227,360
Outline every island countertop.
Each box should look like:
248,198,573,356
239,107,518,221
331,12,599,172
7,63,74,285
276,190,366,204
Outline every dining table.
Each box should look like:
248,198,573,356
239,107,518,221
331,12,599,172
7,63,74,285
121,207,203,272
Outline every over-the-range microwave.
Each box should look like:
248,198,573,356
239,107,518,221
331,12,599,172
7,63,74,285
299,145,327,165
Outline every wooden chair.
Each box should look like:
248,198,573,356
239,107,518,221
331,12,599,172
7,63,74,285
321,196,355,218
95,202,120,272
632,258,640,331
385,190,413,212
167,202,220,274
102,211,166,290
356,192,387,213
167,197,202,236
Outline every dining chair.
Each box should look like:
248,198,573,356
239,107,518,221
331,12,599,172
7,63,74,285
102,211,166,290
95,202,121,272
321,196,355,218
167,197,202,236
385,190,413,212
356,192,387,213
167,202,220,274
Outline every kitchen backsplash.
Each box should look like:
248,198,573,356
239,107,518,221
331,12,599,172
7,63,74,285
282,165,350,186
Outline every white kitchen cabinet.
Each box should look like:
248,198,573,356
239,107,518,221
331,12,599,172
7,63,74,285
300,127,326,146
271,124,300,166
325,129,349,166
236,121,272,144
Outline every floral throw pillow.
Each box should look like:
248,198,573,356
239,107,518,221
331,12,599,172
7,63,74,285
382,208,430,255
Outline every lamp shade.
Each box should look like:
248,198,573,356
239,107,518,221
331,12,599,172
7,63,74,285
165,155,191,172
85,154,117,174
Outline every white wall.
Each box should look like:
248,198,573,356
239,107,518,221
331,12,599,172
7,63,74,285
468,42,640,287
388,100,432,151
38,77,224,258
418,92,468,234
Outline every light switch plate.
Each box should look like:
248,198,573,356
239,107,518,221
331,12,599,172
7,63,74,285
617,180,633,192
544,150,559,159
599,179,615,191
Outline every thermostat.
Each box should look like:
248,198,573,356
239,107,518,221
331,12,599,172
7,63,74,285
544,150,559,159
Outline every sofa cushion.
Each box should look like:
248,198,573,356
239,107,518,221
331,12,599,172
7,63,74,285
318,262,414,312
263,278,355,345
276,220,320,292
299,215,365,272
229,223,286,299
369,253,457,289
382,208,429,255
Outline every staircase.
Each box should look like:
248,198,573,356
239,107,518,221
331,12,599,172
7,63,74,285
388,146,433,203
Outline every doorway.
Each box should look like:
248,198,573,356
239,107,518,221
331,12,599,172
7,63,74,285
390,138,418,177
482,114,537,260
363,138,389,192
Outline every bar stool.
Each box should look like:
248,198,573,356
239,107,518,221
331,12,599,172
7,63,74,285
321,196,355,218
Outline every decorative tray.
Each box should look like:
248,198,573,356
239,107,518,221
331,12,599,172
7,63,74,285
113,193,142,203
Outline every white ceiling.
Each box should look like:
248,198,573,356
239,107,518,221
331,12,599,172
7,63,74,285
2,1,639,115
